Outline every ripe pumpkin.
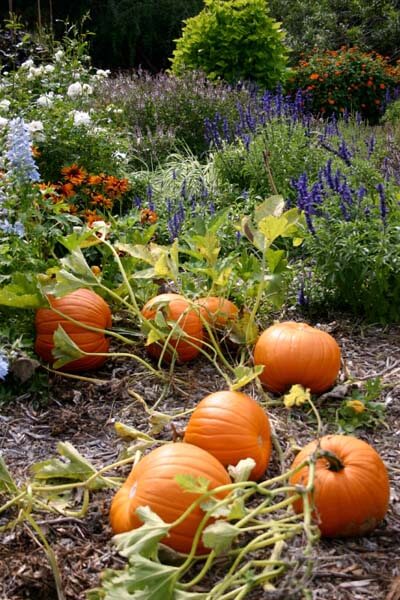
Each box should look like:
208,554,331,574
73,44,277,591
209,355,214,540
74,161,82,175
184,390,272,481
35,288,112,372
141,293,203,363
109,443,231,554
253,321,341,394
196,296,239,328
289,435,390,537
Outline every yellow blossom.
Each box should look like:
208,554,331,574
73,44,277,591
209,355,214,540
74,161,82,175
346,399,365,414
283,384,311,408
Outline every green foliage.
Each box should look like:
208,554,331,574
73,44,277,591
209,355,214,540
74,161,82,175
268,0,400,65
170,0,289,89
286,46,400,123
304,207,400,323
382,98,400,125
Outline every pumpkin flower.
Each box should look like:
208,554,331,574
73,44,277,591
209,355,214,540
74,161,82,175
283,384,311,408
61,163,87,185
345,399,365,414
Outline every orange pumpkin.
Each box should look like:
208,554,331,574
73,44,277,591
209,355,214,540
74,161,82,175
253,321,341,394
35,288,112,372
196,296,239,328
289,435,390,537
141,293,203,363
184,390,272,481
109,443,231,554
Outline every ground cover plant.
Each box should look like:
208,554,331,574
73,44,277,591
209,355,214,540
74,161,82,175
0,19,400,600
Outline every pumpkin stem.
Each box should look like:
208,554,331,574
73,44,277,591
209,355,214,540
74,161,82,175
317,449,345,472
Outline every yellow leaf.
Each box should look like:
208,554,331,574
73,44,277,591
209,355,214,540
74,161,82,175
283,384,311,408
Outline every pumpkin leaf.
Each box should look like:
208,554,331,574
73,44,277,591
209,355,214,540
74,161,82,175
283,384,311,408
95,555,178,600
114,422,154,442
0,274,42,308
254,196,285,222
175,473,210,494
148,411,172,435
31,441,108,489
202,521,241,555
61,227,104,251
51,325,84,368
228,458,256,482
231,365,264,391
258,215,290,247
113,507,171,559
200,498,231,518
0,453,18,494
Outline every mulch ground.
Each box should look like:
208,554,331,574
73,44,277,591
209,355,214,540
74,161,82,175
0,319,399,600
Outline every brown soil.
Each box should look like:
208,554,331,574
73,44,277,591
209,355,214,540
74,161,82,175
1,320,399,600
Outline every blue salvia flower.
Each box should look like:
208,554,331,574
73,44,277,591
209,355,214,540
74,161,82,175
222,117,231,142
134,195,142,208
337,138,352,165
366,134,376,159
291,173,315,234
6,117,40,183
297,282,308,307
242,134,251,151
0,354,9,380
180,178,187,200
381,157,391,181
209,201,215,215
376,183,387,223
357,186,367,204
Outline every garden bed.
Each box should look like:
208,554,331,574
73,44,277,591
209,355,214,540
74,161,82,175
1,318,399,600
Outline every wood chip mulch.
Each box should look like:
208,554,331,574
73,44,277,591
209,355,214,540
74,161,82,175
0,319,399,600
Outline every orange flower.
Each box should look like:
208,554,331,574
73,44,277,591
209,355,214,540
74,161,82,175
328,98,335,105
90,194,114,209
32,146,41,158
104,175,129,198
87,174,103,186
59,182,75,198
61,164,87,185
367,79,374,87
380,83,386,89
84,209,102,226
309,73,319,80
140,208,158,224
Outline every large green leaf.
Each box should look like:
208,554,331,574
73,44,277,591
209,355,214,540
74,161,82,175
51,325,84,369
0,454,18,494
31,441,108,489
202,521,240,555
0,273,42,308
113,507,171,559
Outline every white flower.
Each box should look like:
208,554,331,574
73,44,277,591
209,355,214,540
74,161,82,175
36,92,54,107
113,151,127,161
20,59,34,69
71,110,91,127
0,99,10,112
0,117,9,128
27,66,44,80
67,82,83,98
82,83,93,95
94,69,110,79
27,120,44,134
54,50,64,62
44,64,55,73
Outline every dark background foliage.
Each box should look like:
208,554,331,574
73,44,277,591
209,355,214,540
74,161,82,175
2,0,400,72
1,0,203,71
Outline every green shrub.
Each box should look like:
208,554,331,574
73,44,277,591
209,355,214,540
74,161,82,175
286,47,400,123
268,0,400,66
170,0,289,89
